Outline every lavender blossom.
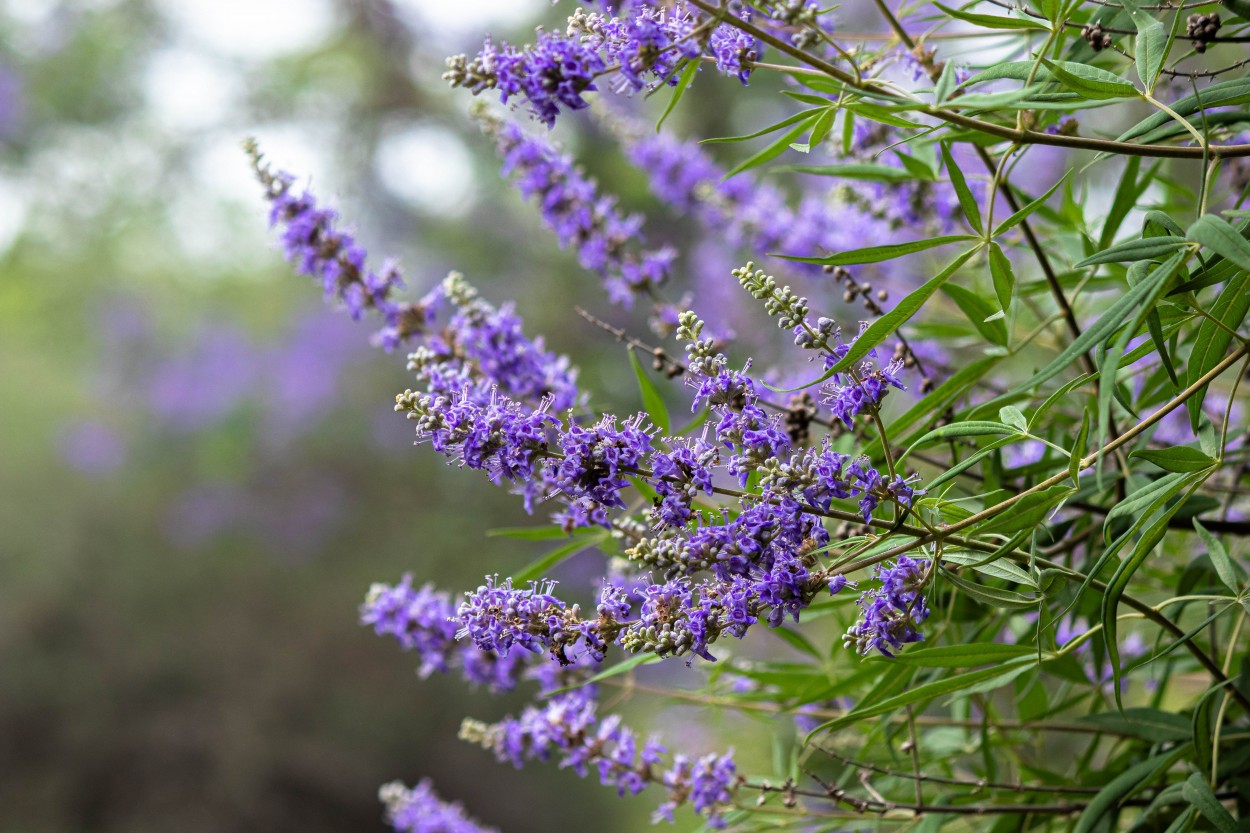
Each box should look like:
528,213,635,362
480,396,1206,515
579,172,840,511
843,555,931,657
486,115,674,307
361,575,534,692
444,32,606,127
460,688,739,827
246,140,429,350
379,780,497,833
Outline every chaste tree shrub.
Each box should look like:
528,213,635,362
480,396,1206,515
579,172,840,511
245,1,1250,829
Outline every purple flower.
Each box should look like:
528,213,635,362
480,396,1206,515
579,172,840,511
463,688,737,827
247,142,430,350
379,779,497,833
361,576,459,677
844,556,931,657
446,32,605,127
488,117,673,308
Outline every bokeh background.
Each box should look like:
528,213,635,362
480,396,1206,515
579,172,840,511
0,1,795,831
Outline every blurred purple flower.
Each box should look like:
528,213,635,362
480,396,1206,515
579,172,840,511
59,420,126,476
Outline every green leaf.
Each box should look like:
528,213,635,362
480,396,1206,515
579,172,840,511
551,652,662,694
991,252,1184,406
1071,408,1090,485
884,642,1037,667
1103,472,1191,544
939,142,983,233
1119,0,1167,90
1076,708,1192,742
933,59,957,105
941,567,1041,609
512,531,606,584
842,100,926,129
766,624,822,659
488,526,594,541
822,249,977,372
992,173,1069,236
1188,214,1250,271
959,61,1051,89
942,283,1007,345
1182,775,1239,833
942,551,1037,587
779,163,916,182
924,437,1016,492
1227,0,1250,19
805,658,1035,737
780,235,977,267
654,59,699,132
1073,747,1190,833
1129,446,1217,472
908,420,1018,448
1183,266,1250,430
988,242,1016,312
998,406,1027,432
976,485,1075,537
1118,77,1250,143
1074,236,1188,267
724,117,817,178
1103,484,1195,708
1100,156,1150,249
1194,519,1246,592
701,108,822,144
868,356,1001,456
1146,307,1179,389
1039,59,1138,100
932,2,1049,29
629,348,671,436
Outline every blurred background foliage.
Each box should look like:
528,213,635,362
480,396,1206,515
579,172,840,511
0,1,728,830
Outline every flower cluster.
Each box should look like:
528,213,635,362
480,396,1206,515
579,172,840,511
379,779,498,833
487,115,674,307
843,555,931,657
421,272,581,412
447,3,760,127
460,688,740,828
361,575,529,692
456,576,633,664
245,140,428,351
444,33,605,127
